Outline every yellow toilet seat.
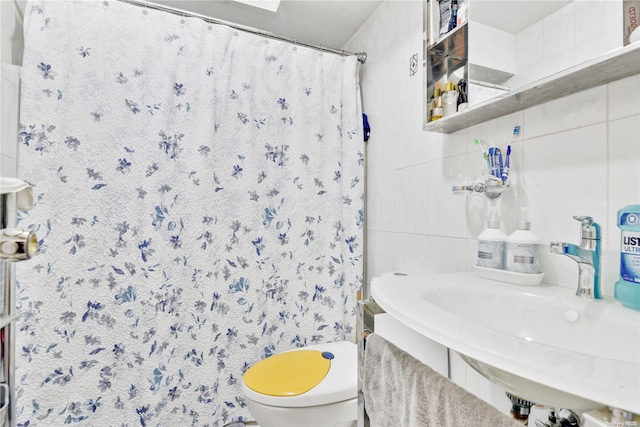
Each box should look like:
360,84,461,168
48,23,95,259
243,350,331,397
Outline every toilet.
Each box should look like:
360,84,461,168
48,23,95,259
241,341,357,427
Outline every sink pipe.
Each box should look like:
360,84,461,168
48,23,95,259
506,392,536,424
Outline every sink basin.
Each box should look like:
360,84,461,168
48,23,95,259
370,272,640,413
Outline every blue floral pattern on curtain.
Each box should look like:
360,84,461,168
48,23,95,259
16,1,364,425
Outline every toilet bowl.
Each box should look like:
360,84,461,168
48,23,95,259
241,341,357,427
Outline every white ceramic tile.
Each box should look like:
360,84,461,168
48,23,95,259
543,2,576,60
465,238,477,270
394,95,430,169
384,1,423,109
365,172,384,231
575,1,616,46
524,85,606,138
600,250,620,297
509,62,545,90
395,163,429,235
365,230,400,280
0,154,16,178
1,1,16,64
522,124,608,246
366,170,400,232
398,93,431,167
607,116,640,250
364,110,402,175
366,230,432,278
608,74,640,121
575,28,617,65
427,154,468,238
544,47,577,77
541,248,581,288
392,232,432,277
517,21,544,73
425,236,468,273
427,126,468,161
465,191,487,240
467,110,523,148
1,64,20,160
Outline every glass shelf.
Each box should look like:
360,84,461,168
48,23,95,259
424,41,640,134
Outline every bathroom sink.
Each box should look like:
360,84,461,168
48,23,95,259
370,272,640,413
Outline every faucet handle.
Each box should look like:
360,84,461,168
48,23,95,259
573,215,600,246
573,215,593,224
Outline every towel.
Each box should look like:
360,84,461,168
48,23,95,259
364,333,523,427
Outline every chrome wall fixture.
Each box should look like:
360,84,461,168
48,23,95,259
1,178,37,427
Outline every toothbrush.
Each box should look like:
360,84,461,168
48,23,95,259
502,145,511,181
501,125,519,181
487,146,502,179
473,138,490,172
511,125,521,141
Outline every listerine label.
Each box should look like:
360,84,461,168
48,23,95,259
621,230,640,283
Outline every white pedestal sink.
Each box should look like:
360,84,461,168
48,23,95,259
370,272,640,413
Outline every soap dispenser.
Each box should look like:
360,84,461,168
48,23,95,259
477,206,507,270
506,208,540,274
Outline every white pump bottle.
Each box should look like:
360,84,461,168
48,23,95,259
477,206,507,270
506,208,541,274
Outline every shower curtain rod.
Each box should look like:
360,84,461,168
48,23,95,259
117,0,368,64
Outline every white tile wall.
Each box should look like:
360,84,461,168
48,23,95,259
516,21,544,74
511,0,623,89
1,64,20,178
1,0,24,179
543,3,576,60
344,0,640,416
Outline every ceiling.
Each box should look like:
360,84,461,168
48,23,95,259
153,0,384,50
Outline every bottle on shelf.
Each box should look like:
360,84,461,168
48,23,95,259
449,0,458,31
442,81,458,116
431,96,444,121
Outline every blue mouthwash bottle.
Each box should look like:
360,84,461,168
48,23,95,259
614,205,640,311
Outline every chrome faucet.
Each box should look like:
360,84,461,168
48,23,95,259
550,216,601,299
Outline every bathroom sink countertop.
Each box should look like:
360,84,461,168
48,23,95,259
371,272,640,413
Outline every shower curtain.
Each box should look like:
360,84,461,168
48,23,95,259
16,1,364,425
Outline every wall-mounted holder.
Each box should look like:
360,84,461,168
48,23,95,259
452,174,510,199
